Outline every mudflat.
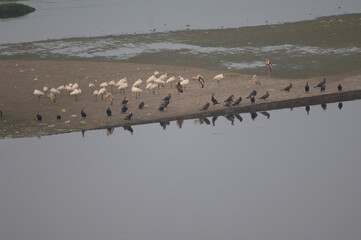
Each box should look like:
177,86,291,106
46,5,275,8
1,59,361,139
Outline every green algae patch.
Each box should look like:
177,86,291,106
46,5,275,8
0,3,35,19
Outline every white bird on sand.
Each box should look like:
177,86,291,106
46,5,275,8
57,85,65,95
133,79,143,88
88,83,95,92
99,82,108,88
213,73,223,86
117,78,127,85
50,87,61,95
70,88,81,101
47,92,56,103
93,89,99,101
108,80,116,92
146,82,154,93
166,76,176,88
154,70,160,76
178,76,185,82
72,83,79,90
98,87,107,100
146,75,156,83
65,85,73,95
132,86,142,99
118,82,129,95
34,89,45,102
43,86,48,93
149,83,158,94
180,79,189,90
159,73,168,81
253,74,261,86
154,78,165,88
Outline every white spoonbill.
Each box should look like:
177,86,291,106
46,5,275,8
213,73,223,86
180,79,189,90
57,85,65,95
99,82,108,88
98,87,107,100
70,88,81,101
146,75,156,83
43,86,48,93
88,83,95,93
93,89,99,101
149,83,158,95
118,82,129,95
34,89,45,102
154,70,160,76
132,86,142,99
133,79,143,88
108,80,116,92
166,76,176,88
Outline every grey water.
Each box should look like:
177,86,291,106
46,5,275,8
1,101,361,240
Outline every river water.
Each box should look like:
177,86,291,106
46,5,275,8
1,101,361,240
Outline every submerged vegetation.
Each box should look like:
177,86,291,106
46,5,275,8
0,3,35,19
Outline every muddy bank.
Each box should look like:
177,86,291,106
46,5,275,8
1,60,361,139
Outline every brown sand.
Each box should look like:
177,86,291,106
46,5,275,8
1,60,361,139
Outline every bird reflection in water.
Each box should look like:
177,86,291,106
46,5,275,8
160,121,170,130
338,102,343,110
81,130,86,138
202,118,211,125
106,127,114,135
194,118,210,125
321,103,327,111
123,126,133,135
176,119,183,129
260,111,270,119
305,105,310,115
235,114,243,122
251,112,258,121
212,116,218,126
225,115,235,125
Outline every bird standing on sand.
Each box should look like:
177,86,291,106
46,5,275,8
192,75,205,95
246,90,257,99
124,112,133,120
166,76,176,88
250,96,255,103
314,78,326,88
265,58,272,73
211,93,220,105
232,96,243,106
138,102,145,109
200,102,210,110
282,83,293,91
56,115,61,120
213,73,223,86
224,95,234,102
106,106,112,116
163,93,171,101
337,83,342,91
253,74,261,86
259,91,269,100
305,82,310,92
81,109,87,118
132,87,142,99
36,112,42,121
34,89,45,102
176,81,183,93
122,97,128,105
320,82,326,91
122,104,128,114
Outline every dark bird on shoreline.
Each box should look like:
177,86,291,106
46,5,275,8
56,115,61,120
211,93,220,105
224,100,233,107
138,102,145,109
282,83,293,91
176,81,183,93
122,104,128,113
251,112,257,120
235,114,243,122
161,99,170,108
246,90,257,99
250,96,255,103
314,78,326,88
261,111,270,119
81,109,87,118
259,91,269,100
232,96,243,106
320,82,326,91
163,93,171,101
224,95,234,102
106,107,112,116
305,82,310,92
212,116,218,126
122,97,128,105
305,105,310,115
36,112,42,121
338,102,343,109
201,102,210,110
337,83,342,91
124,112,133,120
159,105,165,112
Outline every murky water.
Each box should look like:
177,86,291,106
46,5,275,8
1,101,361,240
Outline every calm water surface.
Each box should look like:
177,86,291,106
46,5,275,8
1,101,361,240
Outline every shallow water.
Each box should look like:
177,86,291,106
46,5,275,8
1,100,361,240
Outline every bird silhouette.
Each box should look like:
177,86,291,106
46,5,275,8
224,95,234,102
246,90,257,99
122,97,128,105
81,109,87,118
176,119,183,129
124,112,133,120
321,103,327,110
176,81,183,93
138,102,145,109
235,114,243,122
211,93,220,105
201,102,210,110
337,83,342,91
251,112,257,120
106,107,112,116
314,78,326,88
232,96,243,106
305,82,310,92
122,104,128,113
36,112,42,121
56,115,61,120
338,102,343,109
250,96,255,103
202,118,211,125
163,93,171,101
224,100,233,107
212,116,218,126
123,126,134,135
261,111,270,119
305,105,310,115
225,115,235,125
320,82,326,91
282,83,293,91
259,91,269,100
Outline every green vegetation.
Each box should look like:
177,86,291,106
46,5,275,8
0,3,35,19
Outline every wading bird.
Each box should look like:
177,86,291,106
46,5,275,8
124,112,133,120
192,75,205,94
282,83,293,92
132,86,142,99
213,73,223,86
253,74,261,86
34,89,45,102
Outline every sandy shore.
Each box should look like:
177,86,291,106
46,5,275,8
1,60,361,139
